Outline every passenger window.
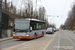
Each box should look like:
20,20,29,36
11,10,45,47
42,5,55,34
39,23,42,29
36,23,39,29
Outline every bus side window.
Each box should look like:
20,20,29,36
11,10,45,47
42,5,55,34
30,22,36,30
36,23,39,30
38,23,42,30
42,24,45,29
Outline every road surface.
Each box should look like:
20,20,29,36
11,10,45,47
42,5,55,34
1,30,75,50
46,30,75,50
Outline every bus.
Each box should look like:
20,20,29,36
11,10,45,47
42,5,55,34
13,18,46,39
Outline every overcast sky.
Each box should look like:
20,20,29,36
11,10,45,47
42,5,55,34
40,0,74,28
7,0,75,28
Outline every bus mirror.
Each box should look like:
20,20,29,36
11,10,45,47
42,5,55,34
30,27,32,30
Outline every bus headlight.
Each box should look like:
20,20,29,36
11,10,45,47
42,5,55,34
26,33,29,36
26,35,29,36
13,32,15,36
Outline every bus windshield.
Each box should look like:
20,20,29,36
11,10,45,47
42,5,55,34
14,20,29,32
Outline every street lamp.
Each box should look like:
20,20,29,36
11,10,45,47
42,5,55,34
0,0,2,39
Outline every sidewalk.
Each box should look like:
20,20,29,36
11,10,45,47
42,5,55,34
0,37,13,41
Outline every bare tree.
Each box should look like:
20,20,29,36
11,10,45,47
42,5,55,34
64,3,75,30
39,7,46,21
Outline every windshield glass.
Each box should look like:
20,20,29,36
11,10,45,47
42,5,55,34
14,20,29,32
47,28,52,30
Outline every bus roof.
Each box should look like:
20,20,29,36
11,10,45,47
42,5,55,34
15,18,45,23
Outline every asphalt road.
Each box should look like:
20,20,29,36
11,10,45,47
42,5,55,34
1,33,54,50
1,30,75,50
46,30,75,50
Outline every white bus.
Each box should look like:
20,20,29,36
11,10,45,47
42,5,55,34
13,18,46,39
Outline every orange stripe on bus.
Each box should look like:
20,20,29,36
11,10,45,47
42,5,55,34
44,33,46,35
37,34,42,38
13,33,46,39
13,36,31,39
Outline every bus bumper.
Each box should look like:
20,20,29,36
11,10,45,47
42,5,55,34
13,36,34,39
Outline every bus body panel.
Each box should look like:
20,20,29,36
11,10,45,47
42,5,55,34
13,29,46,39
13,19,46,39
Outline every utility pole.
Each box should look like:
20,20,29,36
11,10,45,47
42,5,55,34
5,0,7,12
36,0,37,18
0,0,2,39
39,8,41,20
36,0,37,11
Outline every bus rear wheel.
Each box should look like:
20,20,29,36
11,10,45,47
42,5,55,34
34,34,37,39
42,33,44,37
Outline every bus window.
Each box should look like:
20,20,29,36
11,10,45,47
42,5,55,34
42,24,45,29
38,23,42,29
36,23,39,29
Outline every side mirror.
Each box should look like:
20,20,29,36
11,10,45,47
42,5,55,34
30,27,32,31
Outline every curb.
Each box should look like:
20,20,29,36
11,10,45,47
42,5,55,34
0,37,13,42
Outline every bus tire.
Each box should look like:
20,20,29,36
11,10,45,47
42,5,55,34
34,33,37,39
42,32,44,37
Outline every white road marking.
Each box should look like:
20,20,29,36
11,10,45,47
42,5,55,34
66,32,75,40
57,31,60,50
64,32,75,46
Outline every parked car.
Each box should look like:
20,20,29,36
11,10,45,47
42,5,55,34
53,28,56,32
46,28,54,34
56,28,59,31
54,28,56,32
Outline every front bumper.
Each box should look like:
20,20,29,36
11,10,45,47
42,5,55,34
46,32,52,33
13,36,34,39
